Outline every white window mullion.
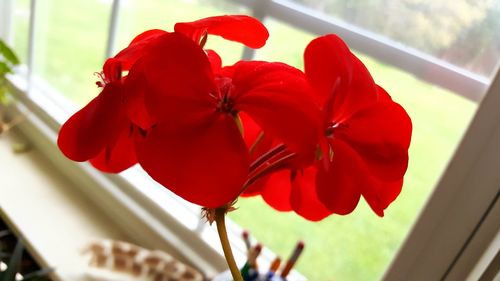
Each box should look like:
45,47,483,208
0,0,14,43
105,0,121,59
27,0,38,89
462,200,500,280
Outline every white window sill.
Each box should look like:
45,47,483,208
0,130,130,281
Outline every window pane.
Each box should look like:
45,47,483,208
115,0,249,67
12,0,30,64
254,18,314,69
287,0,500,77
33,0,110,105
229,18,480,281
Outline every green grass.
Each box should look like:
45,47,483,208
11,1,477,280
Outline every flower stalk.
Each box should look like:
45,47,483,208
215,208,243,281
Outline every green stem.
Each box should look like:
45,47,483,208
215,208,243,281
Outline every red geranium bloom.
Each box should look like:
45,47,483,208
112,15,268,71
128,32,320,208
58,15,269,173
246,35,412,220
120,15,270,130
57,58,137,173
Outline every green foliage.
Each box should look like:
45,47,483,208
0,40,20,66
0,39,20,105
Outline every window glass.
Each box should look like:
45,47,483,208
254,18,314,69
32,0,110,105
12,0,30,64
287,0,500,77
229,18,480,281
30,0,250,106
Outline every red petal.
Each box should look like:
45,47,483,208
239,111,262,150
206,49,222,74
336,101,412,181
135,114,249,208
304,34,352,105
123,70,155,129
361,179,404,216
131,33,216,124
89,124,137,173
114,29,168,70
290,166,332,221
58,83,125,162
227,61,321,156
304,35,378,122
260,170,293,211
103,58,122,82
376,84,393,102
316,139,362,215
174,15,269,48
318,138,405,216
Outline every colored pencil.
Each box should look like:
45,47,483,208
280,241,304,278
265,256,281,280
242,230,252,251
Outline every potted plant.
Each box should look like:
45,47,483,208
57,15,412,281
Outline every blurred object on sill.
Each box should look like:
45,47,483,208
83,239,204,281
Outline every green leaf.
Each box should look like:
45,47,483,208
0,40,20,66
0,238,24,281
0,62,13,75
0,87,8,105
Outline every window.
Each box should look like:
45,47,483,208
2,0,499,280
287,0,500,77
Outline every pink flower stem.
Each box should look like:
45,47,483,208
249,143,286,171
241,152,296,194
215,208,243,281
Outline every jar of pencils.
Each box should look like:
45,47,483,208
212,233,304,281
211,270,287,281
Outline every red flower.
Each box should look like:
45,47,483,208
128,32,320,208
58,15,269,174
57,28,167,173
112,15,269,71
121,15,270,130
57,58,137,173
247,35,412,220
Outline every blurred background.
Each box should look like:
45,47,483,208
2,0,499,280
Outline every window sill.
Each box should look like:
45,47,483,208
0,130,130,281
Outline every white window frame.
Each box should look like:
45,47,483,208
235,0,491,102
2,0,499,280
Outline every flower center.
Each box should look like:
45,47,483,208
214,77,237,115
95,61,123,87
325,122,347,137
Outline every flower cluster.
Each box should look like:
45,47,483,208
58,15,412,221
